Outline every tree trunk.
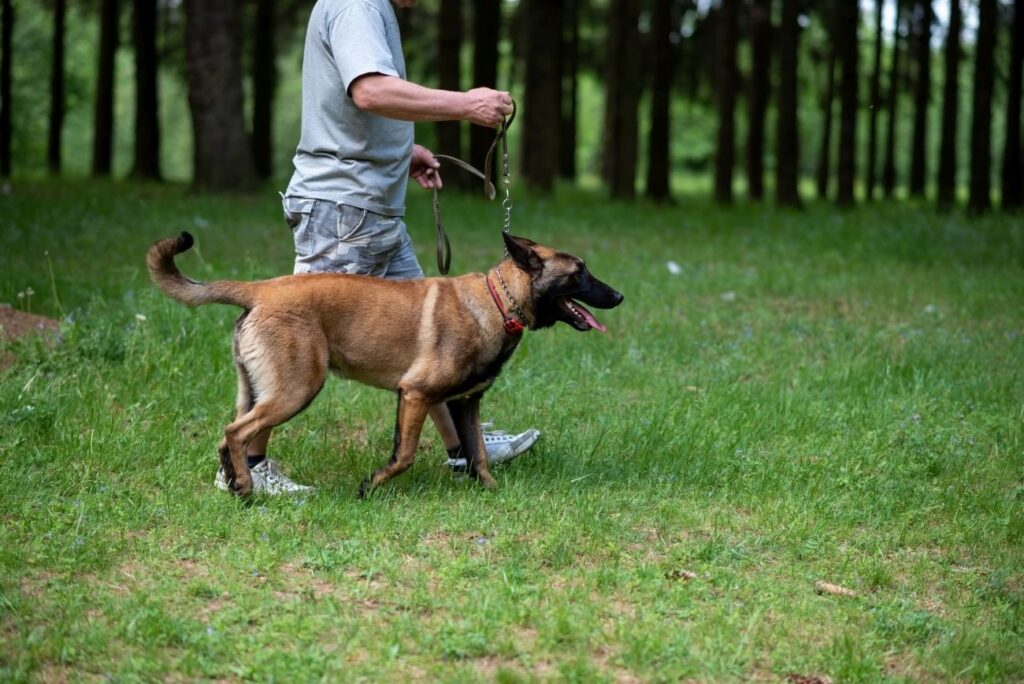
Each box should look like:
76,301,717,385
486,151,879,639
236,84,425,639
1002,0,1023,210
185,0,256,191
936,0,961,207
776,0,801,207
909,0,931,197
865,0,884,200
602,0,641,199
835,0,859,207
816,5,837,200
437,0,466,189
968,0,997,213
48,0,66,174
522,0,561,194
0,0,12,177
882,0,905,197
559,0,578,180
746,0,771,201
714,0,738,205
132,0,161,180
646,0,673,202
92,0,119,177
251,0,276,181
470,0,500,175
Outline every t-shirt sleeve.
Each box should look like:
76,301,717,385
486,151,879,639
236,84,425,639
326,2,401,95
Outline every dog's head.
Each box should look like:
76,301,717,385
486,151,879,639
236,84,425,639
503,233,624,333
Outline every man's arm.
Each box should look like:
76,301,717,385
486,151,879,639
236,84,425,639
350,74,512,128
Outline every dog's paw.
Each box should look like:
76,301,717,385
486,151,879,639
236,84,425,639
230,476,254,498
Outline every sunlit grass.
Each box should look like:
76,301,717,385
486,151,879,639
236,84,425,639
1,180,1022,681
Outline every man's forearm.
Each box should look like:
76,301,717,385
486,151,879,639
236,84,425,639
351,75,467,122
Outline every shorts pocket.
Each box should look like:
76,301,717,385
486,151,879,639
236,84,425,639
336,204,370,244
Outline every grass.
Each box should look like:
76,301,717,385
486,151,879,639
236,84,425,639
1,178,1023,682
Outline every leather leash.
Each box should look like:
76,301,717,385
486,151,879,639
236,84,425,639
431,100,516,274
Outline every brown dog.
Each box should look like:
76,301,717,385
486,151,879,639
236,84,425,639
147,231,623,496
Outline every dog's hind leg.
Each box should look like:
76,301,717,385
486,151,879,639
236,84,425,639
359,389,430,497
446,394,496,488
224,325,328,496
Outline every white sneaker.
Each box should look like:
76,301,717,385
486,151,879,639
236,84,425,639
446,427,541,470
214,459,315,496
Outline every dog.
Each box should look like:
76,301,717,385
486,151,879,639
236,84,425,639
147,231,623,497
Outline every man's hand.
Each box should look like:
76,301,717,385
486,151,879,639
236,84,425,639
410,144,442,190
463,88,514,128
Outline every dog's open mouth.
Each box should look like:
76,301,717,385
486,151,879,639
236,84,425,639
559,298,606,333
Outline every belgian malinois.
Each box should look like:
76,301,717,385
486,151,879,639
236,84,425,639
147,231,623,497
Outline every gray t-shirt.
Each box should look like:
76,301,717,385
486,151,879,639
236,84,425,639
285,0,413,216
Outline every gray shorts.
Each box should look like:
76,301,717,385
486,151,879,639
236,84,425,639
282,196,424,279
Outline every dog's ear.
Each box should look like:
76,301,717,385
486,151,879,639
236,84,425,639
503,233,544,274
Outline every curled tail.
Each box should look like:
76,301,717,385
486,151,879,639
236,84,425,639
147,232,255,309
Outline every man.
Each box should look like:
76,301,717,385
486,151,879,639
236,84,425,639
215,0,539,495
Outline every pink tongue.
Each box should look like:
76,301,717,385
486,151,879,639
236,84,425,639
575,302,606,333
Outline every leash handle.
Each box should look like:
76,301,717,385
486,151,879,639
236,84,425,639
431,99,516,275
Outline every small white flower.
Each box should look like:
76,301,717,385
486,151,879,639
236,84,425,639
135,313,147,322
666,260,682,275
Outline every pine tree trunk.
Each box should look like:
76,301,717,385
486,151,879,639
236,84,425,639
646,0,673,202
1001,0,1023,209
602,0,641,199
252,0,276,181
746,0,771,201
132,0,161,180
882,0,905,197
522,0,561,194
936,0,961,207
559,0,578,180
437,0,465,189
92,0,119,177
48,0,66,174
865,0,884,200
968,0,997,213
185,0,255,191
816,9,837,200
470,0,500,174
776,0,801,207
0,0,12,177
835,0,859,207
714,0,738,205
909,0,931,197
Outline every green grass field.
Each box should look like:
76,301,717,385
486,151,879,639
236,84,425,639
1,180,1023,682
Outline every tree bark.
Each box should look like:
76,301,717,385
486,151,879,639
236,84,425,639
746,0,771,201
48,0,66,174
936,0,961,207
1002,0,1023,209
602,0,641,199
132,0,161,180
252,0,277,181
646,0,673,202
0,0,12,177
865,0,884,200
882,0,905,197
909,0,931,197
522,0,561,194
185,0,256,191
714,0,738,205
470,0,500,175
816,3,837,200
560,0,578,180
776,0,801,207
437,0,466,189
835,0,859,207
93,0,119,177
968,0,997,213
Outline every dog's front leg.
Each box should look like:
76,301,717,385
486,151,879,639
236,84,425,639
359,389,430,497
447,394,496,489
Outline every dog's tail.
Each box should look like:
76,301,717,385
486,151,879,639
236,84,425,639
147,232,255,309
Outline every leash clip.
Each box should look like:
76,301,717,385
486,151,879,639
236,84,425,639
503,318,524,336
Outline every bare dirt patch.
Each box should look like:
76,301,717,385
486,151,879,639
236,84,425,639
0,304,60,370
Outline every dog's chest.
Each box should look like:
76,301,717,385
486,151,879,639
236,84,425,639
445,340,518,400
